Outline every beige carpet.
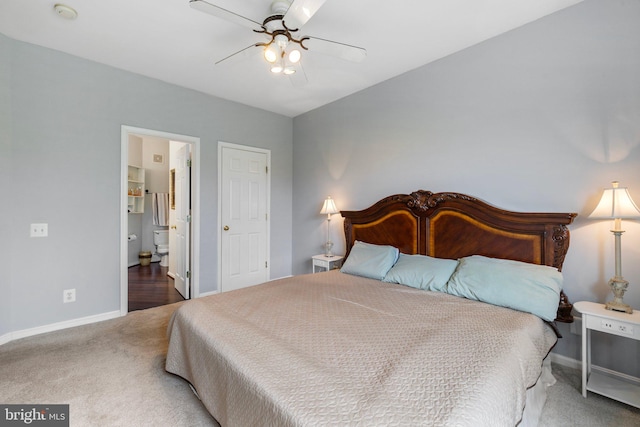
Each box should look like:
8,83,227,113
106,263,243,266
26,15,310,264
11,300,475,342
2,302,640,426
539,362,640,427
0,302,218,426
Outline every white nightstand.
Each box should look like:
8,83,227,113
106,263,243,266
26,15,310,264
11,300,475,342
312,254,344,273
574,301,640,408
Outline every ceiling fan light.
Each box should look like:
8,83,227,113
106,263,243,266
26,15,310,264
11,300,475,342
270,64,284,73
283,67,296,75
264,47,278,63
288,49,301,64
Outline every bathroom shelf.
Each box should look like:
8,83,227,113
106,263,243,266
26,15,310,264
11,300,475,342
127,165,145,214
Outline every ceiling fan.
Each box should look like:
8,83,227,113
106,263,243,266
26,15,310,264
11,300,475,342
190,0,367,82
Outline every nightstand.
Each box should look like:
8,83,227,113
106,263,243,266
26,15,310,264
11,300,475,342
574,301,640,408
312,254,343,273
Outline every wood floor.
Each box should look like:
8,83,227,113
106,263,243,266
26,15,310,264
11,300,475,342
128,262,185,312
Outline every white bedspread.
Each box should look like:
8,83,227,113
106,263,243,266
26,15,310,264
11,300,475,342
166,270,557,426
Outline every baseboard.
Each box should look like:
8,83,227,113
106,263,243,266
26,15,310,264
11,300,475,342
0,310,122,346
198,290,219,298
196,275,294,298
591,364,640,386
550,352,581,370
550,352,640,385
269,275,293,281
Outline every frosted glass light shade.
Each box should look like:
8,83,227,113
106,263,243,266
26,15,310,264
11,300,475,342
288,49,301,63
264,46,278,63
589,181,640,219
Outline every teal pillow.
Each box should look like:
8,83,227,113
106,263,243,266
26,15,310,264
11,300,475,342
340,241,399,280
383,254,458,291
446,255,562,321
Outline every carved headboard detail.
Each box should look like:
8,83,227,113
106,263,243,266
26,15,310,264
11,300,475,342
341,190,577,322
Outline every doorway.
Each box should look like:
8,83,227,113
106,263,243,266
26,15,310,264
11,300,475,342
120,126,200,316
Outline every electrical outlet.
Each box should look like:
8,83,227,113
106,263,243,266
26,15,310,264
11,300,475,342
601,319,614,330
30,223,48,237
601,319,633,335
63,289,76,303
618,324,634,335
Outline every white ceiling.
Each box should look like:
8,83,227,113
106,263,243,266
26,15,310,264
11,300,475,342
0,0,582,117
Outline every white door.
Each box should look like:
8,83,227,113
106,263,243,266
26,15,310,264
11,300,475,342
174,144,191,299
220,145,269,292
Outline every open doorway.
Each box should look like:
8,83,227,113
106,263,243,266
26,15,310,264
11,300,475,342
120,126,200,316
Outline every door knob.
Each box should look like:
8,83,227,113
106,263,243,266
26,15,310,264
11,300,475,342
223,225,230,231
170,225,176,229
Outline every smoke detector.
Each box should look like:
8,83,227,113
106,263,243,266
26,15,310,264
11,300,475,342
54,4,78,20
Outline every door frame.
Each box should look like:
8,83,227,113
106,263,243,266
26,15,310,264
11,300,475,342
217,141,271,292
120,125,201,316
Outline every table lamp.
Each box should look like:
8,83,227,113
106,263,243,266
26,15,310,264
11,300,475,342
589,181,640,313
320,196,339,257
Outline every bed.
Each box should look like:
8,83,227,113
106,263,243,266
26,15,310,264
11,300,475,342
166,190,577,426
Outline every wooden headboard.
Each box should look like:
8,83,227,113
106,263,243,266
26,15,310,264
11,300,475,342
341,190,577,322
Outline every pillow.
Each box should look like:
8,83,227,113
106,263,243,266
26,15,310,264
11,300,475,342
383,254,458,291
340,241,399,280
446,255,562,321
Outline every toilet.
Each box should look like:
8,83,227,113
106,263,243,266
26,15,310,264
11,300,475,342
153,229,169,267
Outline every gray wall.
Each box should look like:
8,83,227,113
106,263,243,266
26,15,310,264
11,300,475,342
3,36,293,333
293,0,640,376
0,34,12,337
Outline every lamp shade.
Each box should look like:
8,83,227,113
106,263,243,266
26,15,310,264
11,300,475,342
320,196,339,215
589,181,640,219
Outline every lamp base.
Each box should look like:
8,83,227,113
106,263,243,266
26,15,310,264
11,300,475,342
605,300,633,314
324,241,334,258
605,277,633,314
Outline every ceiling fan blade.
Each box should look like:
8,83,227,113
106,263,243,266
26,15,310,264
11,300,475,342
287,62,308,87
190,0,263,31
283,0,327,30
303,36,367,62
215,44,260,65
